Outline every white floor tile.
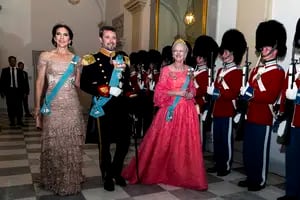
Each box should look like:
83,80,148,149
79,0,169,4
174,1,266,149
158,183,182,191
83,166,101,177
208,181,246,196
133,191,180,200
256,186,285,200
82,187,130,200
26,144,41,149
0,149,27,155
27,153,40,159
0,159,29,168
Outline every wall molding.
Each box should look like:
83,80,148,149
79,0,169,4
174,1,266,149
125,0,147,14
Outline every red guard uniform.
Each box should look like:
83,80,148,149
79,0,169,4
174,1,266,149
194,66,208,112
247,61,285,125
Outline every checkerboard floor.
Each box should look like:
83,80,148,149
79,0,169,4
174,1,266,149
0,112,285,200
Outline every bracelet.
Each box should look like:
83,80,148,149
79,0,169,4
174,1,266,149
185,91,193,98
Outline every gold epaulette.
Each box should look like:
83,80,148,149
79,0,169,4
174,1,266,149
81,54,96,66
124,56,130,66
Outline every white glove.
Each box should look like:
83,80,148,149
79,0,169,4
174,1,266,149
233,113,241,124
138,80,144,90
117,72,122,79
119,81,123,88
149,80,155,91
286,83,298,100
148,73,153,80
240,82,249,96
194,79,199,88
109,87,122,97
240,86,246,96
201,110,208,121
137,73,141,80
207,85,215,95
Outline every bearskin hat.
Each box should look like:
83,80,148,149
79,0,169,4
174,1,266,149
184,40,195,66
136,50,149,70
161,45,173,66
219,29,247,65
148,49,162,70
255,20,287,59
293,18,300,49
193,35,219,68
129,52,138,66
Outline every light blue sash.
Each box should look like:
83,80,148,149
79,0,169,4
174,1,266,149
40,55,80,115
166,73,190,121
90,55,123,118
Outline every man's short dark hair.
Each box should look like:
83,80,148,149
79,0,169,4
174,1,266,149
99,26,116,38
8,56,16,61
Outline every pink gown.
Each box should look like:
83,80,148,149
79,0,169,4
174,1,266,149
122,66,208,190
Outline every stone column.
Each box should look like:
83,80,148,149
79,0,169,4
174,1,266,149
125,0,147,51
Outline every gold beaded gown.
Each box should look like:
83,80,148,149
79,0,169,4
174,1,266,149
38,54,85,195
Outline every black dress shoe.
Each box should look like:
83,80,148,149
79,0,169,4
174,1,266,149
238,180,248,187
207,166,217,173
104,178,115,191
217,170,230,177
114,175,127,187
277,195,297,200
17,122,25,126
248,184,265,191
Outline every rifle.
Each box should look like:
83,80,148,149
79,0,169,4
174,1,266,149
274,47,298,145
234,47,251,141
202,52,215,133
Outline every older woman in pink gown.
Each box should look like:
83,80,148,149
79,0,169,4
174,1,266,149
122,39,208,190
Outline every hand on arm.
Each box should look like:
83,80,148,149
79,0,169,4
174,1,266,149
74,59,82,88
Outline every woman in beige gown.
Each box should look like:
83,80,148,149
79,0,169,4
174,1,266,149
34,24,85,196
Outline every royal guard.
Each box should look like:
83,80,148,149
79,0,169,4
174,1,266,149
207,29,247,176
133,50,150,137
161,45,173,67
146,49,162,119
128,52,140,95
193,35,219,152
238,20,286,191
276,18,300,200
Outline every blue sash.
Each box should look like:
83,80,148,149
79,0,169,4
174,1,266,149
90,55,124,118
40,55,80,115
166,74,191,121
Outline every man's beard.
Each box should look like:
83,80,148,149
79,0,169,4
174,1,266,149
104,43,116,51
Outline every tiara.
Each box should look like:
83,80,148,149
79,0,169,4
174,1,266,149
173,38,186,46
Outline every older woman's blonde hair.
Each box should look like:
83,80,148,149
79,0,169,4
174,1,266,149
172,38,188,59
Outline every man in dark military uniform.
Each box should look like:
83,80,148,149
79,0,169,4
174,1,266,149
80,26,132,191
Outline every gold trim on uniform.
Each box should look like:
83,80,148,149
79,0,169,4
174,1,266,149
100,48,116,58
124,56,130,66
81,54,96,66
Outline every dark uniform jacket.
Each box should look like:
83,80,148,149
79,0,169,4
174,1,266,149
80,48,132,143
